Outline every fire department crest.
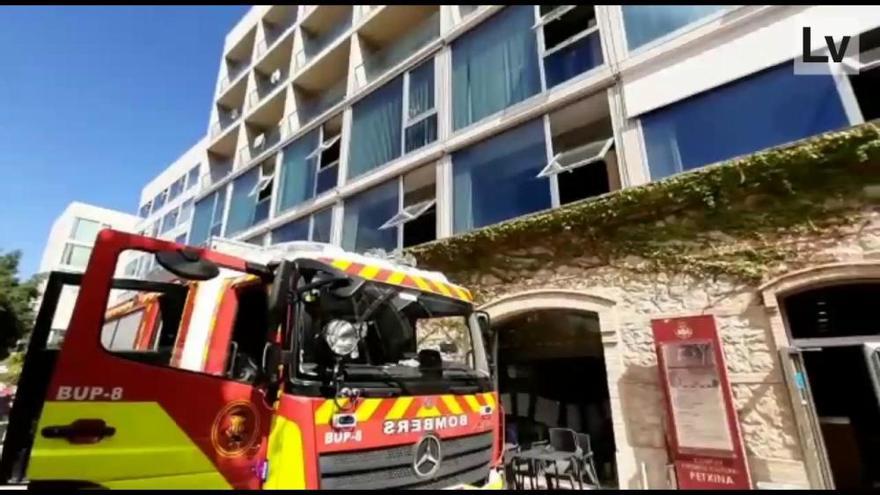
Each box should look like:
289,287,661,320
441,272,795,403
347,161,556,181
211,400,260,457
675,322,693,340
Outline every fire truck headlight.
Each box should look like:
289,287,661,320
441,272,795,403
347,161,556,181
325,320,359,356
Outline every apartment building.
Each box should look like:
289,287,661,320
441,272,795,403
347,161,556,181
178,5,880,490
36,202,140,344
189,5,880,253
129,137,207,278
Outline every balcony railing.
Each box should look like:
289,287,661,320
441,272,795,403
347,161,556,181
248,66,290,109
255,12,298,59
209,107,243,139
353,11,440,91
218,60,250,93
296,11,353,70
298,79,347,126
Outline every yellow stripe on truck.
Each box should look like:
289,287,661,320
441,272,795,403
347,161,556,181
463,395,483,413
265,416,306,489
441,395,464,415
355,398,383,421
385,397,414,420
28,401,229,488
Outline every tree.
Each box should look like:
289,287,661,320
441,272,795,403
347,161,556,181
0,250,40,361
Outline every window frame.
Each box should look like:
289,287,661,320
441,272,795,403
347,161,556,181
372,165,438,250
402,58,439,153
60,242,93,269
272,206,334,244
160,207,180,235
70,217,103,243
537,137,614,178
305,122,342,199
168,176,186,202
186,165,201,190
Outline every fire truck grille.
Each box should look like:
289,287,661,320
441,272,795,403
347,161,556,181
318,432,494,490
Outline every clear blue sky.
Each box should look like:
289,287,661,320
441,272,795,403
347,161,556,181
0,6,249,278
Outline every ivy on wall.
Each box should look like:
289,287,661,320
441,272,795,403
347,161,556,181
409,123,880,283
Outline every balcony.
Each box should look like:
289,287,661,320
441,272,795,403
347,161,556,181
296,79,346,128
210,106,243,139
354,5,382,23
200,154,234,189
239,124,284,167
255,6,298,60
296,6,353,71
354,7,441,91
217,27,256,95
248,66,289,109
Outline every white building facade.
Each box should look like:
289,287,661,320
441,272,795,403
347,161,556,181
187,5,880,253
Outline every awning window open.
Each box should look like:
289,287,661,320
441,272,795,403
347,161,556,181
379,199,436,230
537,137,614,178
305,134,341,161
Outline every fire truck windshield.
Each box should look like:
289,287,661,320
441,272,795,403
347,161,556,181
295,280,490,392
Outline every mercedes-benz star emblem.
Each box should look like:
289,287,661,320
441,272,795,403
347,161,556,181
412,434,442,478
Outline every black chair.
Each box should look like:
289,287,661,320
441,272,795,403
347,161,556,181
576,433,602,488
539,428,582,489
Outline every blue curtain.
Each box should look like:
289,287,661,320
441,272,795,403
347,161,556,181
189,192,217,246
544,32,604,88
225,167,260,237
642,61,849,181
452,6,541,130
342,180,399,253
312,208,333,243
348,76,404,179
453,118,551,233
277,129,320,214
272,217,310,243
622,6,726,50
408,60,435,118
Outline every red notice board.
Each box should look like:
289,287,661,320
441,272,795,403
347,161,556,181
651,315,751,489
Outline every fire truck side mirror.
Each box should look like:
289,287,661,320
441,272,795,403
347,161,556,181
155,249,220,281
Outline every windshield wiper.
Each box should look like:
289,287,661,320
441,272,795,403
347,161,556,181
344,366,411,394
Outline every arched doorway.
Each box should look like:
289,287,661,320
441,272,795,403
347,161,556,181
780,281,880,490
482,291,619,488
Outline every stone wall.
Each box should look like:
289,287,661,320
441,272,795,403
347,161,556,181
406,123,880,488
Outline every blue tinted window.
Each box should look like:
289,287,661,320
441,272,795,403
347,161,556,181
622,6,726,50
642,62,849,181
544,31,603,88
277,129,320,214
342,180,399,253
272,217,310,243
452,118,551,233
348,76,404,179
190,190,223,246
312,208,333,243
225,167,260,237
452,6,541,130
186,165,200,190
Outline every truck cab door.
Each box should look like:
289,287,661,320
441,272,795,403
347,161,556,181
19,230,277,489
0,271,83,484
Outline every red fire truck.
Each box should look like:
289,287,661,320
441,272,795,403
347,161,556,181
0,229,504,489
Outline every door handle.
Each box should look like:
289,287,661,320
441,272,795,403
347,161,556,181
41,419,116,444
